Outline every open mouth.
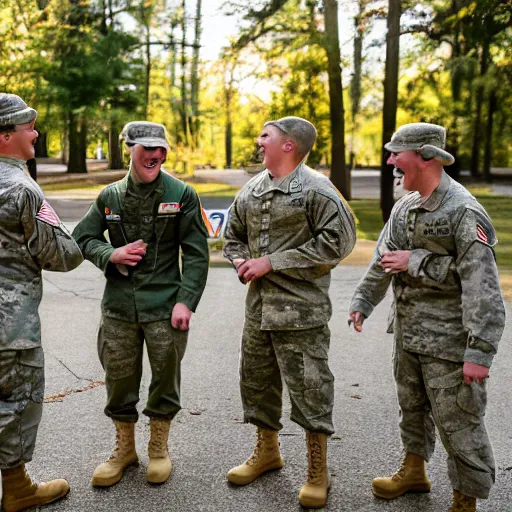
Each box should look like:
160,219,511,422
144,159,159,169
393,167,404,178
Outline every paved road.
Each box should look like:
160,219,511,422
2,248,510,511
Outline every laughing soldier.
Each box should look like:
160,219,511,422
223,116,356,508
349,123,505,512
0,93,83,512
73,122,209,487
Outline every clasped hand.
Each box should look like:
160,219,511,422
233,257,272,283
379,250,411,274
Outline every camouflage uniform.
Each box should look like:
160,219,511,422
73,164,209,422
349,171,506,498
0,156,83,468
224,162,356,434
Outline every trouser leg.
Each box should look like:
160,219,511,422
240,318,283,431
273,325,335,435
421,357,495,499
143,320,188,420
98,317,144,423
0,349,44,469
393,335,436,461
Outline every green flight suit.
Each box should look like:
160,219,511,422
73,170,209,422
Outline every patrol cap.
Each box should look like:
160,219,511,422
120,121,170,150
264,116,317,156
385,122,454,166
0,93,37,127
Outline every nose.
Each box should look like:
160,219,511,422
387,153,395,165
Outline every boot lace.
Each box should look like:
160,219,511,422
246,430,265,466
390,460,407,482
148,421,168,456
307,435,323,484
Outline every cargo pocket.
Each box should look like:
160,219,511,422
19,348,44,403
456,381,487,417
0,351,24,401
303,345,334,416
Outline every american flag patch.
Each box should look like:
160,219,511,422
476,224,488,243
36,200,61,227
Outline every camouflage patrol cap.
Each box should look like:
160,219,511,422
120,121,170,150
385,123,454,166
264,116,317,155
0,93,37,127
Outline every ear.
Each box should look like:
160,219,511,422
282,140,294,153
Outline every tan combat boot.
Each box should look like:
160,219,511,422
147,418,172,484
227,427,284,485
448,489,477,512
1,464,69,512
92,420,138,487
372,452,431,499
298,432,331,508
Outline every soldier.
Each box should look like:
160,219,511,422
72,121,209,488
223,116,356,508
349,123,506,512
0,93,83,512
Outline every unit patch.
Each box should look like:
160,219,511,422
158,202,181,215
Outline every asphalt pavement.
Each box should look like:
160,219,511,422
1,247,510,511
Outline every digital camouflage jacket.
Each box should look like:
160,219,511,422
224,163,356,330
0,156,83,351
349,171,506,367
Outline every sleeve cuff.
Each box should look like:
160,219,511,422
349,298,374,319
408,249,431,278
176,288,201,312
464,336,496,368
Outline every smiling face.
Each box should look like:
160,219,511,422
255,125,288,171
0,120,38,161
129,144,167,184
387,150,423,191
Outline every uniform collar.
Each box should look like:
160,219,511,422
0,156,28,179
419,170,451,212
252,162,304,197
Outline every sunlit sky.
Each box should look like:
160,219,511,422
200,0,387,63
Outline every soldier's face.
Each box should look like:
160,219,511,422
387,150,421,191
129,144,167,184
256,125,287,171
4,120,38,161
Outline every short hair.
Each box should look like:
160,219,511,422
264,116,317,158
0,124,15,134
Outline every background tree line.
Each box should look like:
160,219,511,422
1,0,510,219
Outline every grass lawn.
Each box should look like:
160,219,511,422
350,194,512,271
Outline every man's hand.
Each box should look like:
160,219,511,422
171,302,192,331
110,239,147,266
463,362,489,385
237,256,272,283
232,258,245,269
380,250,411,274
349,312,364,332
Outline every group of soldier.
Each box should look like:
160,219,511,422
0,92,505,512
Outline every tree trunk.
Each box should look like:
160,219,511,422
67,112,87,173
350,3,364,169
108,119,123,169
144,25,151,119
34,132,48,158
483,90,496,183
380,0,400,222
180,0,189,145
190,0,202,145
323,0,350,200
469,42,489,178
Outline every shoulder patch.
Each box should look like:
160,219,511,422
35,200,61,227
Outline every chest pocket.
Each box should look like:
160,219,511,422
155,213,180,243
